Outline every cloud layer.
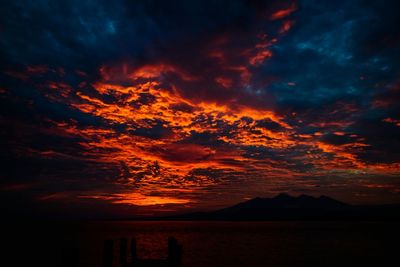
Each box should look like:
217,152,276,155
1,0,399,217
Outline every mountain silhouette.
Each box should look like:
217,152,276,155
224,193,347,211
167,193,400,221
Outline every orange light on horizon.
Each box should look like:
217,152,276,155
81,192,191,206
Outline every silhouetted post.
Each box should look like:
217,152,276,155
103,239,113,267
167,237,182,267
130,238,138,264
61,246,79,267
120,238,128,267
176,242,182,267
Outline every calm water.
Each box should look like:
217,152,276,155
3,221,399,267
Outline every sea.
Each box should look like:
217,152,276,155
3,221,399,267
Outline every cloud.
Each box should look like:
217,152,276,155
1,0,400,216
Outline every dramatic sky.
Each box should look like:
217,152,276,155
1,0,400,218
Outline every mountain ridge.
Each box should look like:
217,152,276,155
164,193,400,221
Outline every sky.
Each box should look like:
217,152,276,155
1,0,400,218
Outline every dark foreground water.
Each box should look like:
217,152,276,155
3,221,399,267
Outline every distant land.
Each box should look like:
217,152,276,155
161,193,400,221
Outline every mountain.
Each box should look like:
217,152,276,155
167,194,400,221
223,193,347,210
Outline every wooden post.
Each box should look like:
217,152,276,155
103,239,113,267
120,238,128,267
168,237,182,267
168,236,176,265
130,238,138,264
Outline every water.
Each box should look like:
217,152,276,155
3,221,399,267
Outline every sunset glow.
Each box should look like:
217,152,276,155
1,0,400,217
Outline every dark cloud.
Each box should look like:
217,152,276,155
352,116,400,164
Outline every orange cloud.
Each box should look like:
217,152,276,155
270,3,297,20
81,192,191,206
383,117,400,127
280,20,295,34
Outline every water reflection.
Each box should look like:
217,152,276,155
2,221,399,267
